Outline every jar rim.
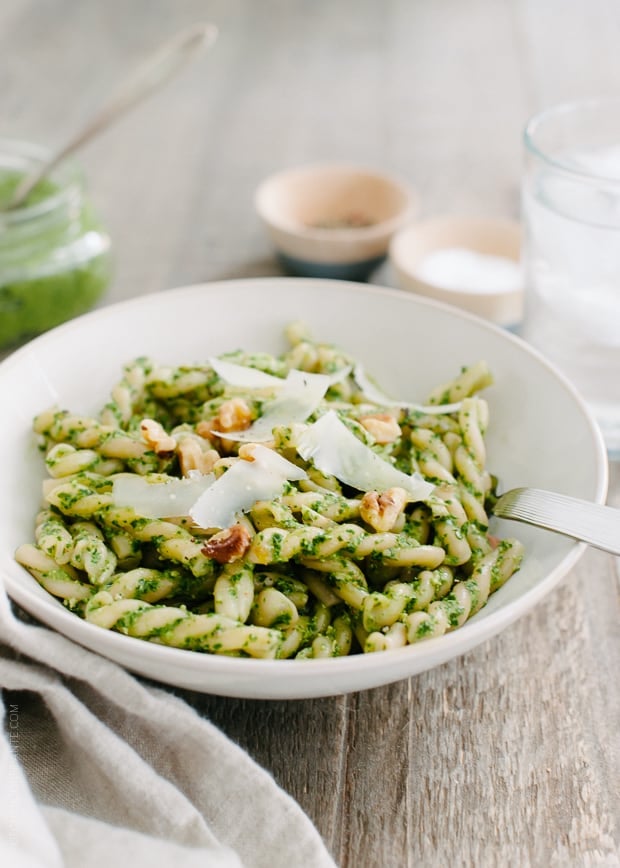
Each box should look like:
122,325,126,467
523,96,620,186
0,138,85,223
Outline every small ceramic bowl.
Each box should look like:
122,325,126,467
255,163,417,281
389,216,523,328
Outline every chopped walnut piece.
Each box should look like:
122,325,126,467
216,398,252,433
201,524,252,564
196,399,253,454
360,486,408,532
359,413,401,444
140,419,176,455
177,438,219,476
195,419,217,441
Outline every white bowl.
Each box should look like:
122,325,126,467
255,163,417,281
390,216,523,328
0,278,607,699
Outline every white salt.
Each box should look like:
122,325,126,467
414,247,522,294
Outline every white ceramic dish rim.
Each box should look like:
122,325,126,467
254,162,418,241
0,278,609,698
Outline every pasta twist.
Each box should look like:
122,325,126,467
248,522,445,569
15,544,93,602
99,356,155,428
282,490,362,522
214,561,255,621
145,365,216,401
253,571,310,611
361,562,456,639
404,539,524,643
427,486,472,566
45,443,124,479
250,586,299,629
103,565,213,604
426,360,493,406
34,509,74,565
454,397,492,500
299,557,370,610
84,592,282,658
68,521,118,585
35,409,162,474
364,621,408,653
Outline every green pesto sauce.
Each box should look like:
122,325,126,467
415,617,435,638
0,172,58,209
0,170,111,348
135,576,162,598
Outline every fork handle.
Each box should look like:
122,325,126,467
493,487,620,557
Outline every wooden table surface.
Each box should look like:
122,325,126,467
2,1,619,865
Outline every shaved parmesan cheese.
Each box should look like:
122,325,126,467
321,365,352,386
296,410,434,501
210,357,351,392
217,368,348,443
190,445,307,529
209,357,284,389
240,443,307,479
353,364,462,415
112,473,215,518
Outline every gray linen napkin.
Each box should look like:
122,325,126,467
0,582,337,868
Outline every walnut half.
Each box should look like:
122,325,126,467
360,486,408,532
140,419,176,456
201,524,251,564
358,413,401,444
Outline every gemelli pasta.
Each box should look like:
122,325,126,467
15,323,524,659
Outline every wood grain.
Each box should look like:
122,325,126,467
1,1,619,865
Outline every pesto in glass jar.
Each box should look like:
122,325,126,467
0,140,112,349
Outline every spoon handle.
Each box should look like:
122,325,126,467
8,21,218,209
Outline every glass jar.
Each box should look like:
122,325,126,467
0,139,112,349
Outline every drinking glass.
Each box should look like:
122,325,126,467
521,97,620,458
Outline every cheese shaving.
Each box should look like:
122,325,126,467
296,410,434,501
189,444,307,529
216,368,349,443
210,357,350,392
353,364,462,415
208,357,284,389
112,472,215,518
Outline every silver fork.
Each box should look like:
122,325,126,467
493,487,620,556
